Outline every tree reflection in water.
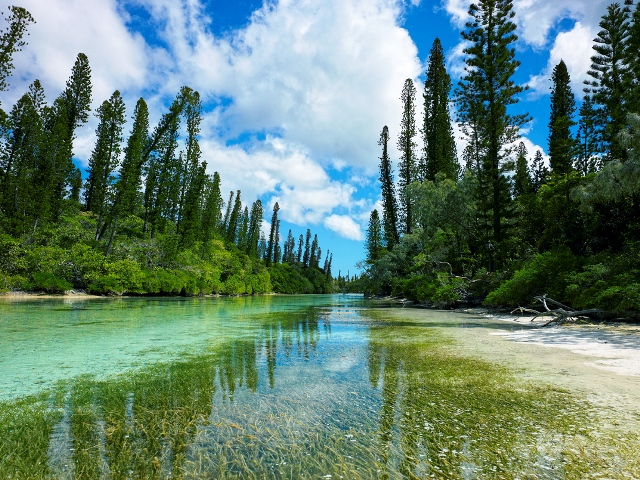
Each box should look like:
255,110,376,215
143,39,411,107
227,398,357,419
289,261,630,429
0,304,621,479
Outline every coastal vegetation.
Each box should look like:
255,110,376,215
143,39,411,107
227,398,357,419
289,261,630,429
0,7,332,296
360,0,640,317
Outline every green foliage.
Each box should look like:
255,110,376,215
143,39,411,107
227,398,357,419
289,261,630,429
484,250,582,307
29,272,72,293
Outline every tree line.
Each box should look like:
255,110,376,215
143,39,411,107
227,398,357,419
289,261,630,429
0,6,332,295
360,0,640,316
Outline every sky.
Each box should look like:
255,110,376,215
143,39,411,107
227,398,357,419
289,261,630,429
0,0,615,276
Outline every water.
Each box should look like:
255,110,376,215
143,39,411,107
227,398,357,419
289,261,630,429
0,295,637,478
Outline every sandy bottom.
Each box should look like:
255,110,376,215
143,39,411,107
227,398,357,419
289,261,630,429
380,308,640,429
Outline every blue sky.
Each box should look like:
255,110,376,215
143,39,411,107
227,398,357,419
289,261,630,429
0,0,614,276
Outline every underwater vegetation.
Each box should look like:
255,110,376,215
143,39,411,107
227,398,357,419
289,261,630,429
0,298,639,478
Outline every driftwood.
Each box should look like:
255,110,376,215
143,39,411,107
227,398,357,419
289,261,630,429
510,294,604,327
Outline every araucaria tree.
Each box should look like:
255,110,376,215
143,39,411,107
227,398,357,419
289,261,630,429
585,1,632,161
548,60,576,175
422,38,458,182
84,90,126,238
378,125,399,248
456,0,529,257
365,209,384,263
397,78,417,234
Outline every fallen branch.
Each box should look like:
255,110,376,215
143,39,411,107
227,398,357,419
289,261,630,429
532,295,604,326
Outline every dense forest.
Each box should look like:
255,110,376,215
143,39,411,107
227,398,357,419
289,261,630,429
0,6,333,296
359,0,640,316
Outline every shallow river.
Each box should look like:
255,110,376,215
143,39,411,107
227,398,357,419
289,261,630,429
1,294,639,478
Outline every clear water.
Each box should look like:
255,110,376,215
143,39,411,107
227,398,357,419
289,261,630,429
0,295,633,478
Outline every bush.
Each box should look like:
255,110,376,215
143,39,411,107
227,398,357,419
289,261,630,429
484,249,581,307
29,272,72,293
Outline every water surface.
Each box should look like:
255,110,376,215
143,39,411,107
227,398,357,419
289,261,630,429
1,295,638,478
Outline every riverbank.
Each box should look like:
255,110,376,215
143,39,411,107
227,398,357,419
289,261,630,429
377,307,640,419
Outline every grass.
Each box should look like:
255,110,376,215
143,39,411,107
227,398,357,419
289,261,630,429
0,305,639,478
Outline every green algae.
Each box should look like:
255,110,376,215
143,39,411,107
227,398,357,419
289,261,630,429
1,297,639,478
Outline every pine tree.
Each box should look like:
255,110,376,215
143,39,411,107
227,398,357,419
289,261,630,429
548,60,576,175
576,95,600,175
226,190,242,244
585,2,632,161
627,1,640,114
283,229,296,263
179,161,207,247
366,209,384,263
1,80,45,230
297,234,304,263
309,234,319,268
143,94,183,236
513,142,532,197
531,150,549,193
456,0,530,250
61,53,92,146
266,202,279,266
397,78,417,234
111,98,149,223
378,125,399,248
0,6,35,97
246,199,263,257
176,88,202,232
235,206,249,251
84,90,126,239
303,228,312,267
422,38,458,182
222,190,234,233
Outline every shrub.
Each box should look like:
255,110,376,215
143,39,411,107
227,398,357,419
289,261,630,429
484,249,581,307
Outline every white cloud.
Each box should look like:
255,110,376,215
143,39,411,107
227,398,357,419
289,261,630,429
324,215,364,241
0,0,426,230
526,22,595,99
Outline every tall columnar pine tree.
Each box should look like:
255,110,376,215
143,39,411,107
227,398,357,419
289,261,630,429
61,53,92,146
200,172,223,244
531,150,549,194
84,90,126,239
548,60,577,175
378,125,399,248
226,190,242,243
222,190,234,233
0,6,35,101
366,209,384,263
513,142,532,198
397,78,417,234
303,228,312,267
1,80,45,230
576,95,600,175
177,88,202,232
179,161,207,247
143,92,183,237
309,234,319,269
627,1,640,114
266,202,279,266
105,97,149,239
283,229,296,264
585,1,632,161
246,199,263,257
422,38,458,182
274,220,281,264
456,0,530,252
236,206,250,252
297,234,304,263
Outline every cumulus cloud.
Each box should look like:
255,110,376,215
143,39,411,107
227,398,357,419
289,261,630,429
0,0,427,241
324,215,364,241
443,0,612,100
526,22,595,99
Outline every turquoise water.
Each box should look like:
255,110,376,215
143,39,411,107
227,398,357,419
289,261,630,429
0,295,628,478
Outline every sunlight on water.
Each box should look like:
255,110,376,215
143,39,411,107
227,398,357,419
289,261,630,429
1,295,639,478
